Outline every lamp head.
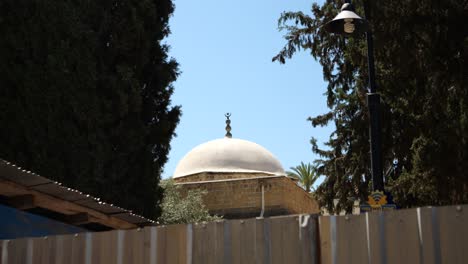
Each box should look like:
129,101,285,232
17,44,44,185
323,2,369,36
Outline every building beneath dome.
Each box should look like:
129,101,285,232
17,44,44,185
172,114,319,219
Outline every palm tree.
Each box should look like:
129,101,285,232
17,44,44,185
287,162,320,192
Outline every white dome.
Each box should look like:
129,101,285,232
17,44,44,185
173,137,285,178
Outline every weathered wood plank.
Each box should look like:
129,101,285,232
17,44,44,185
270,216,298,264
191,223,204,264
366,211,387,264
438,205,467,264
70,233,86,264
0,180,136,229
32,236,54,264
165,224,186,264
156,226,167,264
7,238,27,264
254,218,267,264
90,230,117,264
212,221,225,263
334,214,369,264
318,216,332,264
283,216,300,264
230,220,241,264
417,207,439,264
239,219,256,264
384,209,421,263
142,226,157,264
64,213,90,225
299,215,318,264
122,228,144,263
4,194,35,210
0,239,5,264
269,217,283,264
192,221,220,264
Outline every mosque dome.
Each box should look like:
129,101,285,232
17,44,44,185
173,137,285,178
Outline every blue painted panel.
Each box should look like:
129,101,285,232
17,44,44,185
0,204,86,239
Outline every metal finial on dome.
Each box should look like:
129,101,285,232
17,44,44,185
225,113,232,138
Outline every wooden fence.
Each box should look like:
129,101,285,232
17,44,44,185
0,215,318,264
0,204,466,264
319,204,468,264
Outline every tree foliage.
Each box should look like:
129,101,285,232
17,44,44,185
158,179,221,225
287,162,321,192
0,0,181,219
274,0,468,213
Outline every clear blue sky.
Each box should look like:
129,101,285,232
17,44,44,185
163,0,332,181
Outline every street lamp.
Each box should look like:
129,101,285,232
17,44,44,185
323,1,384,192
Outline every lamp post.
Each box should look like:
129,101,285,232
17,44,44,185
323,0,384,192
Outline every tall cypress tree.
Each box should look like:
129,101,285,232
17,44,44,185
274,0,467,212
0,0,180,218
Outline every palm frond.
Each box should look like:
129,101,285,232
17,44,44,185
286,162,321,192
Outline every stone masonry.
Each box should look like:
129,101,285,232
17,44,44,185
174,174,319,219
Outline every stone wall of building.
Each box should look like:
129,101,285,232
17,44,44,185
281,176,320,214
176,176,319,219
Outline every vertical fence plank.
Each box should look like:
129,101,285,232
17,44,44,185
70,233,86,264
270,216,299,264
417,207,438,264
230,220,241,264
385,209,421,263
176,224,188,264
254,218,267,264
178,224,188,264
32,236,54,264
299,215,318,264
51,236,61,264
165,224,179,264
122,229,145,263
56,234,69,264
367,211,386,264
53,234,65,264
239,219,256,264
165,224,187,264
90,230,116,264
47,236,58,264
191,223,202,264
192,223,207,264
166,225,178,264
192,221,222,264
142,226,157,264
212,221,225,263
47,236,59,264
223,221,232,264
318,216,332,264
269,217,284,264
438,205,467,264
0,239,6,264
156,226,167,264
333,214,369,264
283,216,301,264
187,224,193,264
7,238,27,264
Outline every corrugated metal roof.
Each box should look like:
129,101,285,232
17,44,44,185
0,159,155,226
0,161,52,187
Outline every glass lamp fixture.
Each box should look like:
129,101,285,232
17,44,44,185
343,18,355,33
323,3,368,36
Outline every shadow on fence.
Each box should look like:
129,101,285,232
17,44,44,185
1,204,467,263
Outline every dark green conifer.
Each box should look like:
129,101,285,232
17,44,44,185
0,0,180,219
